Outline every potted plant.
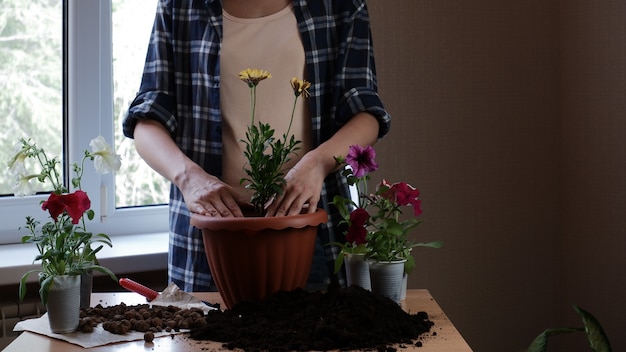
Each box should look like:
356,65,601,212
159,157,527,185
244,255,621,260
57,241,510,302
7,136,120,333
332,144,443,302
527,305,612,352
190,69,328,308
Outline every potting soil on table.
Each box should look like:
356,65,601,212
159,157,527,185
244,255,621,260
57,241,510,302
189,282,434,352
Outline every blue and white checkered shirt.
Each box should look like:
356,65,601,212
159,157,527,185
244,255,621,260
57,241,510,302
123,0,391,291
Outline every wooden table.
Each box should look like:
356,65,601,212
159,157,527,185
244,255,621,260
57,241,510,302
3,290,472,351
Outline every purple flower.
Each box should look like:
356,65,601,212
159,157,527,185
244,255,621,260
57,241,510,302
345,145,378,177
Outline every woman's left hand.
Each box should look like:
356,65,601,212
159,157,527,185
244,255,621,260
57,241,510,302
264,153,325,217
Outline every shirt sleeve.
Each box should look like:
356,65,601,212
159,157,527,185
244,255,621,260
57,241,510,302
333,0,391,139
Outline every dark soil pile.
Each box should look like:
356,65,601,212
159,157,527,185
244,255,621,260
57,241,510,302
189,283,434,351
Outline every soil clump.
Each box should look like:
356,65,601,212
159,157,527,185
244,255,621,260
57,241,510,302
189,283,434,351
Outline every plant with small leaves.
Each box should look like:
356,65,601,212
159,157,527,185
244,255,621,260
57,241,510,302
8,136,121,304
238,68,310,215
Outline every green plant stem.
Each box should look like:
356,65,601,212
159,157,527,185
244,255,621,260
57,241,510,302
34,147,63,192
285,94,298,146
355,177,368,209
250,84,257,125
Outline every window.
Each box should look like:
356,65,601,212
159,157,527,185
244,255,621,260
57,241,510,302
0,0,167,245
0,0,63,196
112,0,168,208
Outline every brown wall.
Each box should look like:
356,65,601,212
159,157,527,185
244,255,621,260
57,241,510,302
368,1,625,351
560,1,626,351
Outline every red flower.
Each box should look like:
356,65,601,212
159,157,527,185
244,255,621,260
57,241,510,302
379,180,423,217
346,208,369,245
345,145,378,177
41,190,91,224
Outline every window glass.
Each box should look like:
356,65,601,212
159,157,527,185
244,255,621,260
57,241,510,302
112,0,168,208
0,0,169,245
0,0,63,195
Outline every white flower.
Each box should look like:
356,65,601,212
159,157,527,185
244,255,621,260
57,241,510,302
12,173,36,197
7,144,28,176
89,136,122,174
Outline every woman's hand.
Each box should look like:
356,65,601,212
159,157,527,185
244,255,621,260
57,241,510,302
265,153,325,217
265,112,381,217
134,119,248,217
178,165,248,217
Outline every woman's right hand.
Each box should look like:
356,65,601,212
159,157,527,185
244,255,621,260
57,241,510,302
133,119,248,217
177,165,248,217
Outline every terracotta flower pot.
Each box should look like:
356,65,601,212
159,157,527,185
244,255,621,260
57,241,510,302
191,208,328,308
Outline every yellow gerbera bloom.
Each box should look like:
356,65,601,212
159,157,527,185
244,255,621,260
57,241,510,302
239,68,272,87
290,77,311,98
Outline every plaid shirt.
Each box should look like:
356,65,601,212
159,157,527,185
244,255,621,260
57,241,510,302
123,0,391,291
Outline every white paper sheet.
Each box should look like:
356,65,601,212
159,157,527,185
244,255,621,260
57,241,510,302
13,283,216,348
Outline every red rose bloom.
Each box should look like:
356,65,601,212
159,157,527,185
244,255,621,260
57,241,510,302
41,190,91,224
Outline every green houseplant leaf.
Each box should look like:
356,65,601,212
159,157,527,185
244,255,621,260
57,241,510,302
527,328,583,352
526,305,611,352
574,305,612,352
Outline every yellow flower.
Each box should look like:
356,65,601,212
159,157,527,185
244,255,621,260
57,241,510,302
290,77,311,98
239,68,272,87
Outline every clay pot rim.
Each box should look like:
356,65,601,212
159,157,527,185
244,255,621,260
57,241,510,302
190,208,328,232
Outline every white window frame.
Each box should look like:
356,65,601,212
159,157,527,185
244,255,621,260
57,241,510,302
0,0,168,245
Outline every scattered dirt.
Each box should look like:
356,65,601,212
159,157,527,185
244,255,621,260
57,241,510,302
189,282,434,351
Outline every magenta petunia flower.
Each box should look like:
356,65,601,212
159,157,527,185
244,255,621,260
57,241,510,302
346,208,369,245
345,145,378,178
380,180,423,217
42,190,91,224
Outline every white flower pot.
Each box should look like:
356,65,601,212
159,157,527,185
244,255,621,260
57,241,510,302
80,270,93,309
400,272,408,300
46,274,81,333
344,253,371,290
369,259,406,304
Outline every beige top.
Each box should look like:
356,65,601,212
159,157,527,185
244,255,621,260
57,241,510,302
220,3,311,201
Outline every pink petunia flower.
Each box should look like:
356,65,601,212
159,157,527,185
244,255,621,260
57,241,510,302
345,145,378,177
380,180,423,217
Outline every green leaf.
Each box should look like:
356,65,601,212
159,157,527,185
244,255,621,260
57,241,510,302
88,265,118,281
412,240,444,249
334,252,345,274
574,305,613,352
527,328,583,352
19,270,40,301
39,275,54,305
403,255,415,274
